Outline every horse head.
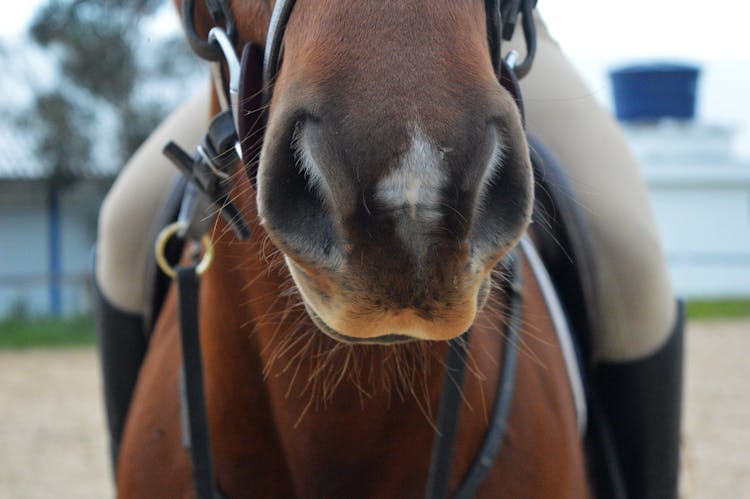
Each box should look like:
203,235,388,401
116,7,597,497
224,1,533,343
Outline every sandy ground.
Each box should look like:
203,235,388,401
681,319,750,498
0,319,748,499
0,349,113,499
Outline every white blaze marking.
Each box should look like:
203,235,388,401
375,126,448,257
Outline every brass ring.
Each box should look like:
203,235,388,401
155,222,215,278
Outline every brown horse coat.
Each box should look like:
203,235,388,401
117,181,588,498
118,1,589,497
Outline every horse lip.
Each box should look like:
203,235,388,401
298,273,493,345
324,328,416,345
304,305,418,345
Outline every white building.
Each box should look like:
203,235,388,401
0,127,112,318
626,122,750,298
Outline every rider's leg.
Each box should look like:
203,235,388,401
94,86,210,469
515,15,676,361
96,87,210,315
512,14,683,499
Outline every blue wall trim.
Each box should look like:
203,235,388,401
48,187,62,316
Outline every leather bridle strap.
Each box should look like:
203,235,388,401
425,330,473,499
263,0,297,106
426,253,523,499
238,43,264,182
176,264,222,499
485,0,502,76
454,253,523,498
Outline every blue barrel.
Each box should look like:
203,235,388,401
609,63,700,122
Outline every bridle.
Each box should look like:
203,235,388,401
157,1,538,498
262,0,537,106
165,0,536,242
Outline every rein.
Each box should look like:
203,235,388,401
153,1,538,497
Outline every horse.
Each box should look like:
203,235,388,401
115,1,593,497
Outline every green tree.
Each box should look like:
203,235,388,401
24,0,202,187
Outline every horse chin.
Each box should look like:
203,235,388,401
304,304,417,345
295,275,494,346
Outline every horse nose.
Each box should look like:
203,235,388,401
258,107,532,271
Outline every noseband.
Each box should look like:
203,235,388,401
160,2,537,498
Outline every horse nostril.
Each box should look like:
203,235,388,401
258,117,342,268
290,119,331,201
469,122,534,256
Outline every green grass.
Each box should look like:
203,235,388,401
0,315,95,349
686,300,750,320
0,300,747,349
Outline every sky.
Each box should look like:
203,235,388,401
2,1,750,155
541,1,750,61
3,0,749,60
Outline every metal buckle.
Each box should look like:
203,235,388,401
162,110,251,241
181,0,237,62
504,50,520,70
155,221,215,278
208,27,242,134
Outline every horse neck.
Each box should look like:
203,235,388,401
191,206,592,498
196,176,487,494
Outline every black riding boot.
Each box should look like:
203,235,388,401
92,280,147,474
594,301,685,499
